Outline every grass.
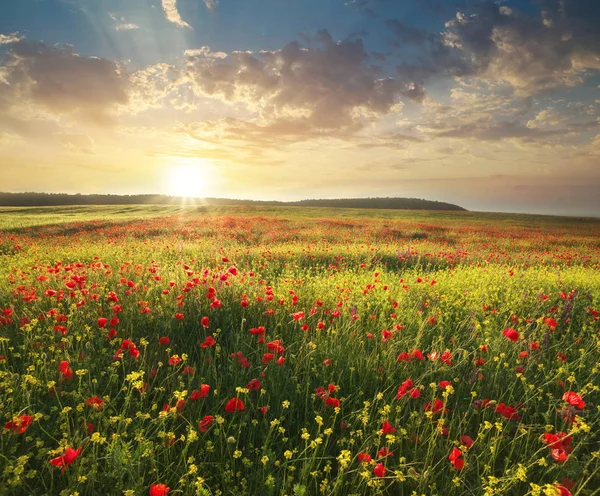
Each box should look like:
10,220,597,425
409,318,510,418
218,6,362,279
0,206,598,495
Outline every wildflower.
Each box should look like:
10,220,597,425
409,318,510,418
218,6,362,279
200,336,216,348
225,398,244,413
97,317,108,328
357,453,371,463
86,396,104,409
503,328,519,342
50,446,82,472
189,384,210,400
4,414,33,434
159,336,170,346
562,391,585,409
373,463,387,477
325,397,340,408
496,403,521,421
448,447,464,470
198,415,214,433
381,421,395,434
246,379,261,390
377,447,394,458
201,316,210,328
149,483,170,496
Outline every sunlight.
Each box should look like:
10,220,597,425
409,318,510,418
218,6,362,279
167,159,212,198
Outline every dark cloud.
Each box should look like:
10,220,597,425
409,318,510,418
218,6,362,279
185,30,420,133
442,1,600,95
0,41,130,124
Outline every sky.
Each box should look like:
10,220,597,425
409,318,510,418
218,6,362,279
0,0,599,216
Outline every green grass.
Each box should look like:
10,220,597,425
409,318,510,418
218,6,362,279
0,206,598,495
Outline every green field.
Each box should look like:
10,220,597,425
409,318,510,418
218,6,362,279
0,206,599,495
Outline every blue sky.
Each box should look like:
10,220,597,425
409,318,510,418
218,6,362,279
0,0,599,215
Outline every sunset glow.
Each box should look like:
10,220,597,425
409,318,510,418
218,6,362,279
0,0,598,215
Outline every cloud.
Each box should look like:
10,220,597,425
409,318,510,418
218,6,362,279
161,0,192,29
442,1,600,96
115,23,140,31
0,33,23,45
0,41,130,125
185,30,421,136
203,0,219,10
54,133,95,154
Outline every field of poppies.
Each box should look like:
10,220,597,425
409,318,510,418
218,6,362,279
0,205,599,496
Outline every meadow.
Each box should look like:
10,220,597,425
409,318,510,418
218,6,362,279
0,205,599,496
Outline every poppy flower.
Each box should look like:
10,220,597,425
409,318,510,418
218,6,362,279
149,483,170,496
448,447,464,470
460,435,474,448
262,353,274,364
201,316,210,328
225,398,244,413
377,447,394,457
357,453,371,463
168,356,182,366
50,446,82,472
325,397,340,408
198,415,214,432
502,328,519,342
424,398,448,415
4,414,33,434
200,336,216,348
86,396,104,409
554,486,572,496
562,391,585,409
381,421,395,434
246,379,261,390
373,463,387,477
159,336,170,346
190,384,211,400
495,403,521,421
97,317,108,328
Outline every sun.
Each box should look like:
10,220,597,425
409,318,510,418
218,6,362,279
168,164,206,198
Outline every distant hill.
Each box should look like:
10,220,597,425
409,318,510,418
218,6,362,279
0,192,467,211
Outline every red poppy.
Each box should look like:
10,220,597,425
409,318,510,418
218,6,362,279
502,328,519,342
495,403,521,421
381,421,395,434
50,446,82,472
86,396,104,409
159,336,170,346
4,414,33,434
377,447,394,457
373,463,387,477
149,483,170,496
201,316,210,328
262,353,274,364
168,356,182,366
325,397,340,408
200,336,216,348
198,415,214,432
448,447,464,470
554,486,572,496
460,435,474,448
562,391,585,409
357,453,371,463
190,384,210,400
246,379,261,390
424,398,448,415
225,398,244,413
97,317,108,328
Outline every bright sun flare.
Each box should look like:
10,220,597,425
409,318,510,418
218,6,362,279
168,164,206,198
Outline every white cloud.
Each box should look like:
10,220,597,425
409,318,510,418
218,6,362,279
161,0,192,29
203,0,218,11
116,23,140,31
0,33,23,45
